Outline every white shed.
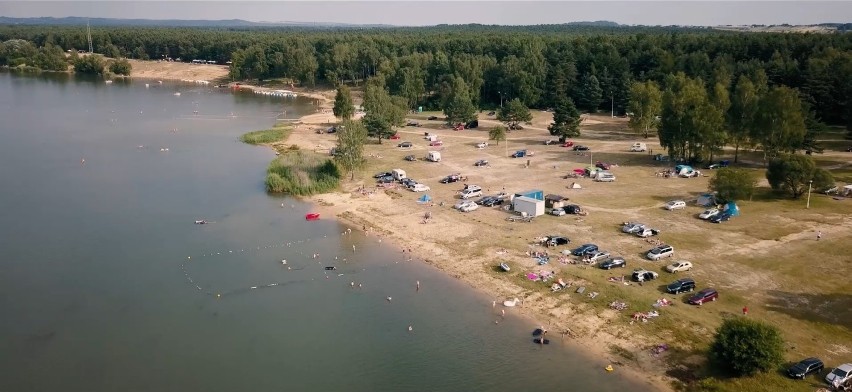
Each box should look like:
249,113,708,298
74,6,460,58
512,196,545,217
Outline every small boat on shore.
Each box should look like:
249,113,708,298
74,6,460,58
324,266,336,271
500,263,510,272
305,213,320,221
503,297,520,307
194,220,208,224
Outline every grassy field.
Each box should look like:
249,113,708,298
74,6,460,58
324,111,851,391
239,125,292,145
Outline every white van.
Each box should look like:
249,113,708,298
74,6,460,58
595,172,616,182
631,143,647,152
425,134,439,142
427,151,441,162
391,169,407,181
460,188,483,199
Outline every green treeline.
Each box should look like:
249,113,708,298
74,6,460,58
0,25,850,129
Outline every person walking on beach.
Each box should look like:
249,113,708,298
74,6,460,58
352,245,356,253
416,281,420,291
501,309,505,318
817,231,822,241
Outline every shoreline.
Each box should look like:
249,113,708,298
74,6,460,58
252,89,674,392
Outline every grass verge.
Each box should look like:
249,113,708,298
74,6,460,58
240,125,291,145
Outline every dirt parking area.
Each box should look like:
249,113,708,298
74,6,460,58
294,110,851,390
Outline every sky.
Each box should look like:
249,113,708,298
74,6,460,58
0,1,850,26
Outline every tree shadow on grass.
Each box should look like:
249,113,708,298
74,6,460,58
764,290,852,328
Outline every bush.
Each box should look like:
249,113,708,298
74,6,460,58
708,168,757,202
239,126,290,145
710,318,784,376
73,54,104,74
109,58,132,75
264,151,340,195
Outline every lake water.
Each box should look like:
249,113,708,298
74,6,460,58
0,72,655,391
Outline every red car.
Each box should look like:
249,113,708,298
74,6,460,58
688,288,718,305
595,161,611,170
453,123,465,131
561,141,574,147
430,140,444,146
389,134,401,140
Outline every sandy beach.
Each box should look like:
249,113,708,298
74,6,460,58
253,90,675,391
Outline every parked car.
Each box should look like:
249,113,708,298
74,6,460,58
587,251,611,262
595,162,612,170
573,145,590,151
630,142,647,152
563,204,583,214
509,124,524,130
427,115,439,120
406,121,421,127
550,208,567,216
631,269,659,282
459,202,480,212
480,197,504,207
687,288,718,305
665,261,693,273
622,222,646,234
476,142,488,149
401,178,417,188
474,159,489,167
547,236,571,246
404,155,417,161
409,184,430,192
373,171,392,178
666,278,696,294
430,140,444,147
465,120,479,129
475,196,497,206
826,363,852,386
595,172,616,182
646,245,674,260
398,141,413,148
460,188,482,199
664,200,687,210
454,200,474,210
571,244,599,256
787,357,824,380
562,141,575,148
698,208,720,219
705,160,730,169
599,257,626,269
440,174,461,183
710,212,732,223
544,139,559,145
389,134,401,140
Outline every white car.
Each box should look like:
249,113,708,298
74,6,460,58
459,202,480,212
476,142,488,149
460,189,483,199
826,363,852,386
698,208,720,219
647,245,674,260
587,251,611,263
409,183,430,192
550,208,566,216
665,261,693,273
664,200,686,210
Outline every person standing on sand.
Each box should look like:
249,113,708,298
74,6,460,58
817,231,822,241
416,281,420,291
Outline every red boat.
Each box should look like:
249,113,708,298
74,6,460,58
305,213,320,221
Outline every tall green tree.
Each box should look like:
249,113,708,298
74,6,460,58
442,76,477,125
362,80,406,143
710,318,784,376
658,72,724,162
334,119,368,180
766,154,834,198
333,85,355,121
727,72,767,163
497,98,532,130
576,73,603,112
548,97,581,141
752,86,807,164
489,125,507,146
627,80,662,138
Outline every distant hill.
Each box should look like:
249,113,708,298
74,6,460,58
0,16,393,28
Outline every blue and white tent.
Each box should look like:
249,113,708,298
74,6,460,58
418,194,432,203
725,201,740,216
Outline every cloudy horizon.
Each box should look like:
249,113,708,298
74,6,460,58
0,1,850,27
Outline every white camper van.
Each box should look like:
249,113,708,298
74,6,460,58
427,151,442,162
391,169,407,181
630,143,647,152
